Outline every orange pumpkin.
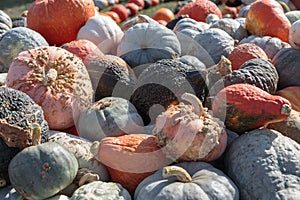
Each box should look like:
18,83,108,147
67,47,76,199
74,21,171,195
128,0,144,10
110,4,129,22
246,0,291,43
152,8,175,23
151,0,160,7
27,0,95,46
176,0,222,22
125,3,140,16
276,86,300,112
228,43,269,70
99,11,121,24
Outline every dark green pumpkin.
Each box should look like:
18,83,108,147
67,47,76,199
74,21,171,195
130,59,208,125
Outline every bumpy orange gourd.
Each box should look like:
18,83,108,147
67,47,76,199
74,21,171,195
212,84,292,134
27,0,95,46
246,0,291,43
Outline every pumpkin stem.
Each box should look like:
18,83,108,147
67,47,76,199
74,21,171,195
90,141,101,160
31,123,41,146
76,168,100,187
162,166,192,183
42,66,47,85
0,178,6,188
218,55,232,77
181,93,205,116
281,104,291,115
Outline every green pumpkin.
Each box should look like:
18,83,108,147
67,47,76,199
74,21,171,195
135,162,239,200
8,142,78,200
70,181,131,200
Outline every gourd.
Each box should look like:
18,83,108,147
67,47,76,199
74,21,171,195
120,14,158,32
239,35,290,60
8,142,78,200
225,128,300,199
238,4,251,18
6,46,93,130
99,11,121,24
245,0,291,43
48,130,110,181
285,10,300,24
275,86,300,112
94,0,109,10
271,47,300,90
176,0,222,22
117,22,181,68
0,27,48,73
12,17,27,28
27,0,95,46
212,84,292,134
90,134,168,195
110,4,129,22
78,97,144,141
77,15,124,55
135,162,239,200
289,19,300,49
154,93,227,162
70,181,131,200
125,3,140,16
0,10,12,37
86,55,136,101
130,59,208,125
151,8,175,23
228,43,269,70
127,0,145,10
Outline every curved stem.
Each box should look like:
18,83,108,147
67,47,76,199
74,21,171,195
31,123,41,146
218,55,232,77
90,141,101,160
162,166,192,183
181,93,204,116
281,104,291,115
0,178,6,188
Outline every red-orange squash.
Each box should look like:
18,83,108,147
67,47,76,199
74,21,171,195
212,84,292,134
176,0,222,22
276,86,300,112
125,3,139,16
110,4,129,22
152,8,175,23
245,0,291,43
91,134,168,196
27,0,95,46
99,11,121,24
128,0,144,10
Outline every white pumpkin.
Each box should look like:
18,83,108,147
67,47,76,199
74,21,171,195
289,19,300,49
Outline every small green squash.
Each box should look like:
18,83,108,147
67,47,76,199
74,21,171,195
8,142,78,200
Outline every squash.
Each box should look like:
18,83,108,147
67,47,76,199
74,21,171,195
209,58,279,97
110,4,129,22
154,93,227,162
128,0,145,10
238,4,251,18
48,130,110,181
12,17,27,28
125,3,140,16
94,0,109,10
271,47,300,90
130,59,208,125
0,27,48,73
120,14,158,32
8,142,78,200
151,8,175,23
165,14,189,30
289,19,300,49
0,185,19,199
86,55,136,101
70,181,131,200
225,128,300,199
0,73,7,86
275,86,300,112
0,87,49,149
77,15,124,55
245,0,291,43
212,84,292,134
6,46,93,130
228,43,269,70
117,22,181,68
239,35,290,59
99,11,121,24
285,10,300,24
176,0,222,22
27,0,95,46
78,97,144,141
90,134,168,195
0,10,12,37
135,162,239,200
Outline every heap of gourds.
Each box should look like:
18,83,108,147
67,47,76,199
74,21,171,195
0,0,300,199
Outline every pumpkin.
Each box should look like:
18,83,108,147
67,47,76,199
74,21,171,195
209,18,248,41
173,17,209,33
245,0,291,43
6,46,94,130
221,5,239,18
151,0,160,7
176,0,222,22
143,0,152,9
77,15,124,55
70,181,131,200
90,134,168,195
0,185,19,199
121,14,158,32
238,4,251,18
85,55,136,101
151,8,175,23
289,19,300,49
130,59,208,125
205,13,220,24
61,39,104,66
128,0,145,10
212,84,292,134
0,27,48,73
154,93,227,162
117,22,181,68
225,128,300,199
272,47,300,90
110,4,129,22
239,35,290,60
276,86,300,112
0,87,49,149
228,43,269,70
12,17,27,28
48,130,110,181
8,142,78,200
135,162,239,200
78,97,144,141
0,73,7,86
0,10,12,37
27,0,95,46
165,14,189,30
94,0,109,10
99,11,121,24
285,10,300,24
125,3,140,16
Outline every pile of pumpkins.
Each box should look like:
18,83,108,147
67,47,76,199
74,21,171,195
1,0,300,199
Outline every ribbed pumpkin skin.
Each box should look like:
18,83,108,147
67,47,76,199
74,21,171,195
285,10,300,24
27,0,95,46
212,84,292,134
0,10,12,37
8,142,78,200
